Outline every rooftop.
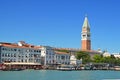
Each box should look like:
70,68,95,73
0,41,42,49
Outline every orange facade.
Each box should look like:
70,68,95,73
81,40,91,50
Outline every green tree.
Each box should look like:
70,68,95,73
102,55,116,65
93,54,120,66
76,51,91,64
93,54,102,63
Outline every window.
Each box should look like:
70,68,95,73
34,50,36,52
66,56,68,59
2,54,4,57
38,50,41,53
18,49,21,52
26,49,29,52
25,60,27,62
14,54,16,57
18,55,21,57
68,56,70,59
61,56,65,60
2,48,4,50
31,54,33,57
11,49,13,51
11,54,13,57
83,35,86,38
14,59,16,62
10,59,12,62
8,54,10,57
2,58,4,62
83,35,86,37
58,56,60,59
38,54,40,57
46,51,48,54
31,50,33,52
46,61,48,64
8,49,11,51
87,35,90,37
14,49,17,51
21,59,23,62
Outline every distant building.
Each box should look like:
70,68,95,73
97,48,103,53
112,53,120,58
70,54,82,65
114,54,120,58
103,51,111,57
0,41,42,69
41,46,70,65
70,54,77,65
54,51,70,65
41,46,55,65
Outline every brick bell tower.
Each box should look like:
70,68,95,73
81,16,91,50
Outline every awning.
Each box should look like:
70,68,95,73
3,62,41,65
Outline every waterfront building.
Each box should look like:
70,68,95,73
41,46,70,66
70,54,82,65
41,46,55,65
70,54,77,65
81,16,91,50
0,41,42,69
54,51,70,65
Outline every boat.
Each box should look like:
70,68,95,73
114,66,120,71
56,65,73,71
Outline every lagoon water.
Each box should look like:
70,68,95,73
0,70,120,80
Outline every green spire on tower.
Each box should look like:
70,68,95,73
82,15,90,29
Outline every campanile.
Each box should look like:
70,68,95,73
81,16,91,50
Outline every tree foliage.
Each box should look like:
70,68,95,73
76,51,120,66
93,54,120,66
93,54,102,63
76,51,91,64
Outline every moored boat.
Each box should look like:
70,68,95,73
56,65,73,71
114,66,120,71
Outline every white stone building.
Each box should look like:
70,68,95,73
54,51,70,65
112,53,120,58
103,51,111,57
70,54,82,65
0,41,42,69
41,46,71,65
41,46,55,65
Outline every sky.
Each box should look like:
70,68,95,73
0,0,120,53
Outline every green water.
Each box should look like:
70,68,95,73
0,70,120,80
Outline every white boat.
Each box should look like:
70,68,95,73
57,65,73,71
114,66,120,71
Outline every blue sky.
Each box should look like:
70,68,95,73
0,0,120,53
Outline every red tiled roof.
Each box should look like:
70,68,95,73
0,42,42,49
